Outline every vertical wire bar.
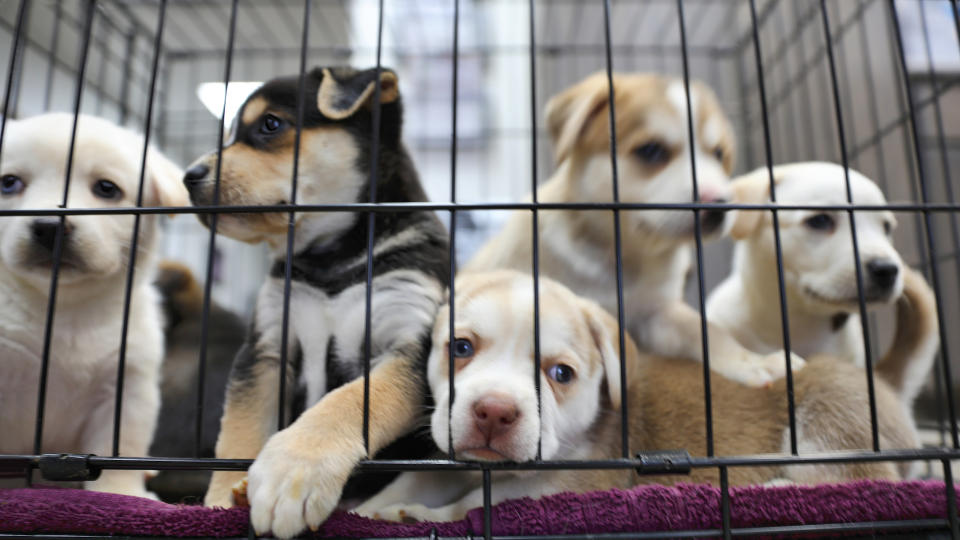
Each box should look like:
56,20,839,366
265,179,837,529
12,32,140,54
748,0,798,456
773,6,803,163
482,468,492,540
277,0,311,432
362,0,386,457
600,0,630,459
118,32,135,126
856,0,889,192
7,0,29,118
944,458,959,539
820,0,881,452
888,0,959,449
33,0,96,457
720,466,731,540
196,0,240,458
110,0,167,458
43,0,62,111
447,0,460,460
94,22,108,116
830,2,859,167
0,0,27,164
528,0,543,461
676,0,714,458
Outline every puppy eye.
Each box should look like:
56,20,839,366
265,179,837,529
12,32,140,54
632,142,670,164
1,174,25,196
883,221,893,236
804,213,835,232
260,114,283,134
713,147,724,161
451,338,474,358
92,179,123,200
546,364,575,384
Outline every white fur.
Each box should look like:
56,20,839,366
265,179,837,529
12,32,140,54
0,113,188,497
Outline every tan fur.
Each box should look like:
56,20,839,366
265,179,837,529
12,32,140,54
316,68,398,120
242,97,269,126
876,266,939,397
155,260,204,317
359,271,918,523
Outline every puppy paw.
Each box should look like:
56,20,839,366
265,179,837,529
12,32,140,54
247,426,364,539
205,471,247,508
368,503,439,523
723,351,806,387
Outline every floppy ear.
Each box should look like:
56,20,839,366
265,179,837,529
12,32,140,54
545,72,610,164
581,298,638,411
146,147,189,209
316,67,399,120
726,167,778,240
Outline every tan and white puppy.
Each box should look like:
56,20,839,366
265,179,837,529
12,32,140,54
0,113,188,497
466,72,798,386
707,162,939,405
356,270,920,523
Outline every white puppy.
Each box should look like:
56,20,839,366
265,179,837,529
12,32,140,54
355,270,919,523
0,113,188,497
708,161,939,405
466,72,799,386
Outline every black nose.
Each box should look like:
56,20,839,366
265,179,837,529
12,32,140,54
183,164,210,187
31,218,70,252
867,259,899,290
701,198,728,233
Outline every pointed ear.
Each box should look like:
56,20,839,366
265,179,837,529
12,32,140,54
545,72,610,164
316,67,399,120
580,298,639,411
725,167,779,240
147,147,189,210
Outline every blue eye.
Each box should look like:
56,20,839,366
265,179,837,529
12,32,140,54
1,174,25,196
633,142,670,164
547,364,575,384
804,213,835,232
452,338,474,358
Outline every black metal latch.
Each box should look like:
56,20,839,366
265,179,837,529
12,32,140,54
635,449,692,475
39,453,101,482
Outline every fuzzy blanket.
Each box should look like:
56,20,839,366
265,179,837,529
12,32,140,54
0,480,953,537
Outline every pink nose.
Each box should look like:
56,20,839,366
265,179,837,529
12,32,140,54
698,190,728,204
472,395,520,442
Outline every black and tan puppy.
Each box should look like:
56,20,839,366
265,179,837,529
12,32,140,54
182,66,449,537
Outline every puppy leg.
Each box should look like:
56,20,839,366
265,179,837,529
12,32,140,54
82,360,160,498
247,352,424,539
642,302,804,386
353,471,479,518
206,351,281,508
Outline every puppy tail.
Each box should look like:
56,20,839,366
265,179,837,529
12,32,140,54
876,266,940,406
154,260,204,331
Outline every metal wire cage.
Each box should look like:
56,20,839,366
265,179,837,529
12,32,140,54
1,0,960,538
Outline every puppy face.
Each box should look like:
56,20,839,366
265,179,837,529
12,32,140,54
427,270,624,462
183,67,400,245
546,72,735,240
728,162,902,313
0,113,186,289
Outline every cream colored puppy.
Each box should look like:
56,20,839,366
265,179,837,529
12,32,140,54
466,72,799,387
355,270,920,523
0,113,187,497
707,162,939,405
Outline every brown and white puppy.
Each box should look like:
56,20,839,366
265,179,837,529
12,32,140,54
0,113,187,497
465,72,800,387
707,162,939,406
356,270,919,523
183,67,448,538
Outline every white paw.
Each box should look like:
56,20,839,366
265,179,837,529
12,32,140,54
247,426,362,539
86,472,158,500
763,477,796,488
367,503,436,523
723,351,806,387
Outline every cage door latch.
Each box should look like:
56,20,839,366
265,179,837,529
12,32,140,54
39,453,101,482
635,449,692,475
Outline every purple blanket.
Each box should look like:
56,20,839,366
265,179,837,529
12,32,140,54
0,480,953,537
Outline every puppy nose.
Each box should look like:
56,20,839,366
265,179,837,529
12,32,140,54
31,218,70,252
700,197,728,233
183,164,209,187
867,259,899,289
472,396,519,441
